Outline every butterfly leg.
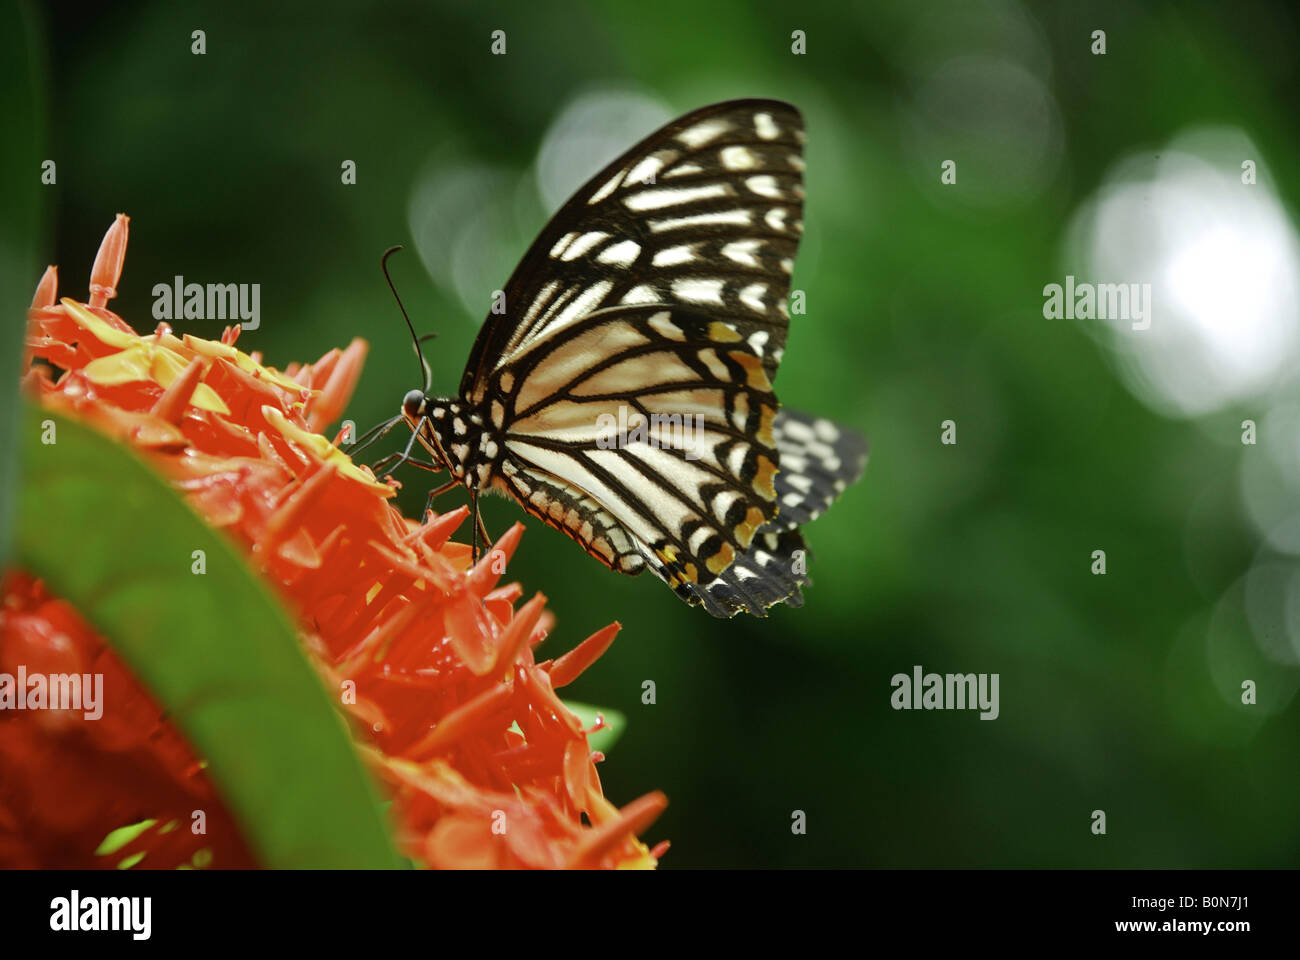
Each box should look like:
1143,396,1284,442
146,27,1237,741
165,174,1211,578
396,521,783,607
470,489,493,564
407,457,443,471
370,451,406,475
369,414,428,477
421,478,460,522
371,452,444,475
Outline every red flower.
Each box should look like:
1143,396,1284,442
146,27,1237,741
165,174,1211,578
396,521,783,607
4,214,667,869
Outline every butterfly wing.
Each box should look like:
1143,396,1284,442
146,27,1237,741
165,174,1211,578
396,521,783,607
456,98,862,615
675,409,869,617
459,99,806,401
483,304,784,595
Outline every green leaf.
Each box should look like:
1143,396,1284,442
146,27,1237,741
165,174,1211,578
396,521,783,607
15,405,401,868
563,700,627,755
0,1,47,568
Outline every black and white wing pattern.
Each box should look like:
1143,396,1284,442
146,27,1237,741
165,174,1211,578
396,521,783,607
452,99,865,617
684,409,868,617
475,303,785,592
460,99,806,401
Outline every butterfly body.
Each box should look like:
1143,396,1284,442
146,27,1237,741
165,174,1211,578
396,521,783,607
402,391,500,489
387,99,868,617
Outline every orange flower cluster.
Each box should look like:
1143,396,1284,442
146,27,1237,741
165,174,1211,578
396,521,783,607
6,214,666,868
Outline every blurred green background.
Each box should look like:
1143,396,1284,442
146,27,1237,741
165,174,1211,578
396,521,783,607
8,0,1300,867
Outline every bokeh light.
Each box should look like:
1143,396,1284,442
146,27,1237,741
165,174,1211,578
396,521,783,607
1066,128,1300,417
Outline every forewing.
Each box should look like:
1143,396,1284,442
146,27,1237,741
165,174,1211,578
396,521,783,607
459,99,806,401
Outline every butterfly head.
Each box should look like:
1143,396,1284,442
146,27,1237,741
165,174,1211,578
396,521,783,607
398,388,446,471
402,389,427,419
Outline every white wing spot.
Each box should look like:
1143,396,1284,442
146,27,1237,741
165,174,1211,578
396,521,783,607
623,183,731,212
697,348,731,381
596,239,641,266
746,175,781,198
722,239,762,268
653,244,697,268
650,210,752,233
625,154,668,186
721,145,759,170
727,444,749,476
739,283,768,313
673,277,725,305
588,170,624,205
648,311,685,341
550,232,579,258
813,419,841,443
765,208,788,231
754,112,780,140
560,231,610,261
783,419,814,442
621,284,660,305
678,119,730,148
663,162,703,178
688,526,716,553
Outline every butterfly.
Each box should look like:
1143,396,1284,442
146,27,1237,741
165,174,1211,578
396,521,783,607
359,99,867,617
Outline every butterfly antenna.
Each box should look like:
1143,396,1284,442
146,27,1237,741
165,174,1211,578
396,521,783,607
381,245,432,392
